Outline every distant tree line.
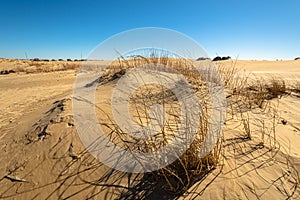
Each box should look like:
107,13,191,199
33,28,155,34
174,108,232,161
212,56,231,61
196,56,231,61
30,58,87,62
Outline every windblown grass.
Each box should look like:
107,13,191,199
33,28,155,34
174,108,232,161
94,54,221,193
93,54,300,196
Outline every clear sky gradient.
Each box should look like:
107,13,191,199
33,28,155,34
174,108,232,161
1,0,300,60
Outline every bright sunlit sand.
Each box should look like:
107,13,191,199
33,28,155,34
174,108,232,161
0,58,300,199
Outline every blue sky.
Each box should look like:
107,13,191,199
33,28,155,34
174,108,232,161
1,0,300,60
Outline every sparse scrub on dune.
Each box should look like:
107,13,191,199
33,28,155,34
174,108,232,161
217,65,300,197
4,60,82,74
4,56,298,198
95,54,223,193
220,69,280,141
291,79,300,94
93,54,299,196
267,78,287,98
216,62,299,156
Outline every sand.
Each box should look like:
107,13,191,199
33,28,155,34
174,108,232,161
0,59,300,199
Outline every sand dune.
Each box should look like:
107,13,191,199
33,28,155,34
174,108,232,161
0,59,300,199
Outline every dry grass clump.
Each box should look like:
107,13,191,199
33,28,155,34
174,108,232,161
216,64,282,140
106,56,203,85
267,78,287,98
216,63,298,159
95,54,222,193
215,62,289,147
214,64,300,198
290,79,300,94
